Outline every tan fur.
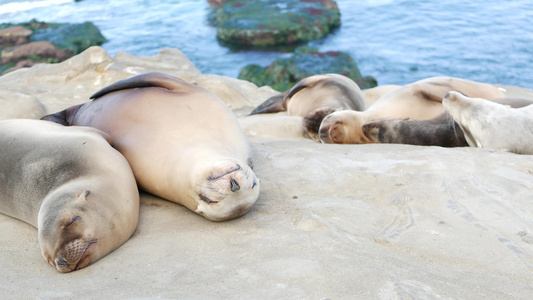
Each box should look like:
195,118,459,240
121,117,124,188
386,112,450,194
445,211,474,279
0,119,138,272
42,72,260,221
319,76,506,144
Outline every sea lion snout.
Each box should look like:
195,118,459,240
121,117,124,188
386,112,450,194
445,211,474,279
230,179,240,192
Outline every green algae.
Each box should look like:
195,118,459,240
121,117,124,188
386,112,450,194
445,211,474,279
239,47,377,91
216,0,341,48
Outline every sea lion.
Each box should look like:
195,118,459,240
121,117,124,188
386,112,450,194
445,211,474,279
250,74,366,140
443,91,533,154
362,114,467,147
42,72,260,221
0,119,139,272
318,76,506,144
362,97,533,147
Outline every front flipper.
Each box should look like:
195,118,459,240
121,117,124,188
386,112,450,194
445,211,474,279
40,103,83,126
90,72,188,99
249,93,287,115
302,107,340,142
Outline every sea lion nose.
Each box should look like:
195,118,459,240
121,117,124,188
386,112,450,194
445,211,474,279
230,179,240,192
56,256,70,267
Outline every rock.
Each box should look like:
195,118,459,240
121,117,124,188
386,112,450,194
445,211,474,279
207,0,227,8
0,41,72,65
0,26,33,47
1,60,39,74
0,46,278,117
30,22,107,55
0,20,107,74
239,46,378,91
214,0,341,48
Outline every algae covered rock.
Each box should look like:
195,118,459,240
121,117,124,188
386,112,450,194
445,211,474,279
238,47,377,91
30,22,107,55
0,19,106,74
215,0,341,48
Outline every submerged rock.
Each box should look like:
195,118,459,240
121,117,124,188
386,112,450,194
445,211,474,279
239,46,377,91
214,0,341,48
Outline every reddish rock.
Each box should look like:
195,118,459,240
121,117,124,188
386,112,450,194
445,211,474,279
0,26,33,47
0,41,72,64
207,0,227,8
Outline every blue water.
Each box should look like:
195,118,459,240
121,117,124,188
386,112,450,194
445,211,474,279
1,0,532,89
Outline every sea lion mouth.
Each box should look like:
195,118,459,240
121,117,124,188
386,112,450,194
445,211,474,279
207,165,241,181
56,239,97,272
199,193,219,205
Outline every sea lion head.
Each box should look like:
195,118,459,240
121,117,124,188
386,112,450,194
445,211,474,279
442,91,483,147
318,110,371,144
192,160,260,222
38,190,115,272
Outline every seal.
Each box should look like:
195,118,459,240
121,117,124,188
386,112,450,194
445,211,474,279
250,74,366,141
318,76,506,144
443,91,533,154
362,115,467,147
42,72,260,221
0,119,139,272
362,97,533,147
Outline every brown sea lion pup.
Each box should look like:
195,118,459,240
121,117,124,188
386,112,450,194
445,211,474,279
249,74,366,140
362,114,467,147
0,119,139,272
443,91,533,154
362,97,533,147
42,72,260,221
318,76,506,144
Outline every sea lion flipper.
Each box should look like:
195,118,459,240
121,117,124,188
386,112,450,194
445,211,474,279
90,72,184,99
41,110,69,125
302,107,340,142
249,93,287,115
40,104,83,126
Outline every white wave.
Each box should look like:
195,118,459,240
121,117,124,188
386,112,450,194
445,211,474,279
0,0,73,15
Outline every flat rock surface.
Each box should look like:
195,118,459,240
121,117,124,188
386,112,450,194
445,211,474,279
0,47,532,299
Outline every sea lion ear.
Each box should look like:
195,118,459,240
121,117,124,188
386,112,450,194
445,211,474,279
78,190,91,201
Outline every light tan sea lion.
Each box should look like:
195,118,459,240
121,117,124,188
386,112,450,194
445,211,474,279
318,76,506,144
250,74,366,140
42,72,260,221
0,119,139,272
443,91,533,154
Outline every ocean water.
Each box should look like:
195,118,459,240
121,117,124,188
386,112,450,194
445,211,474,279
1,0,532,89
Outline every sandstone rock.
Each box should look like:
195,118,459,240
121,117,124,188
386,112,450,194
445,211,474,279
0,41,72,65
239,46,378,91
0,26,32,47
1,59,39,74
215,0,341,48
0,46,278,117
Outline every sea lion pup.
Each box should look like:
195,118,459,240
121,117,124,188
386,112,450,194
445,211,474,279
249,74,366,140
0,119,139,272
42,72,260,221
443,91,533,154
318,76,506,144
362,97,533,147
362,114,467,147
